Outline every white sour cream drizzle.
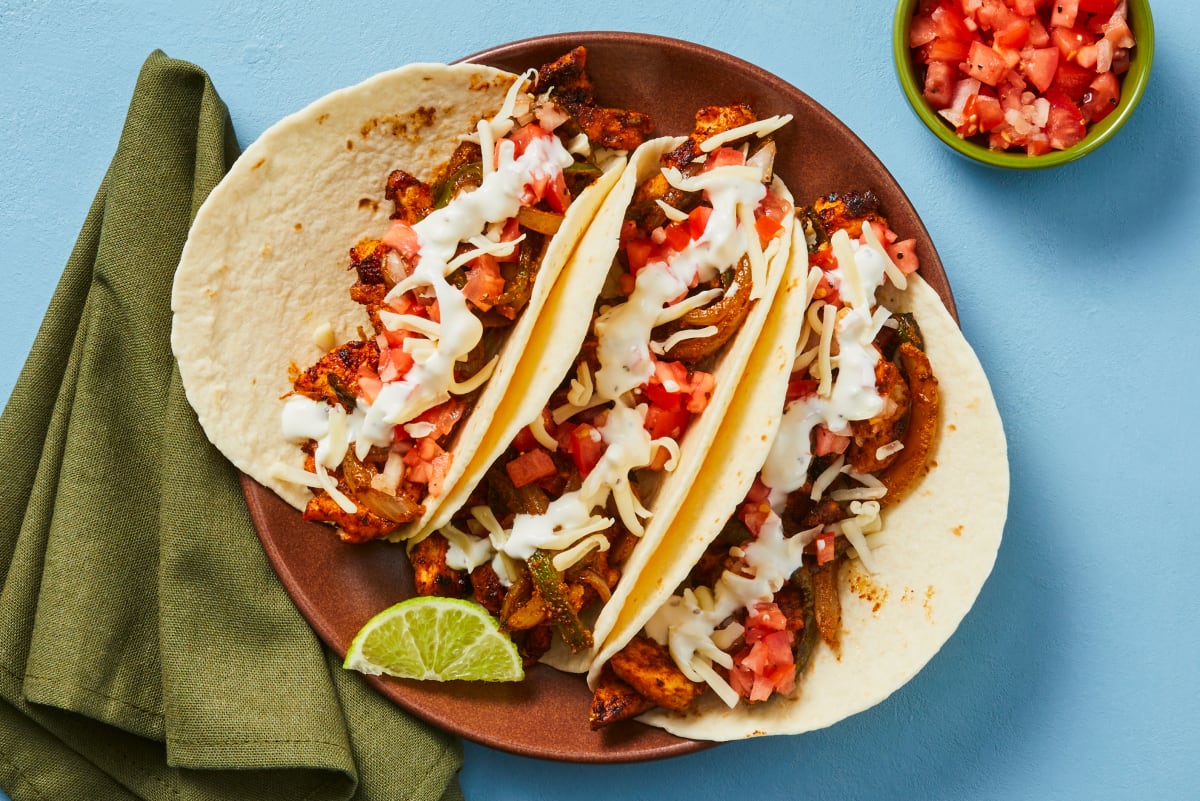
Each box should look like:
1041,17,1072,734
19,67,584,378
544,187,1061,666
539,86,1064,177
644,511,818,708
592,161,770,400
277,76,576,502
761,231,891,511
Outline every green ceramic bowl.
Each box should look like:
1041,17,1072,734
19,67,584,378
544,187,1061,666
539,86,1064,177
893,0,1154,169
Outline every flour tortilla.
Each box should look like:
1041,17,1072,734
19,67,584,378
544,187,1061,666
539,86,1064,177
172,62,624,535
427,134,796,672
589,268,1009,739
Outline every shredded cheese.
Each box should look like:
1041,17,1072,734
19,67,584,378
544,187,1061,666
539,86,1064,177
551,532,611,571
653,287,725,326
447,354,498,395
698,114,793,152
651,325,718,356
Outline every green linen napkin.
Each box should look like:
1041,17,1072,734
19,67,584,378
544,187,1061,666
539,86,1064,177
0,51,462,801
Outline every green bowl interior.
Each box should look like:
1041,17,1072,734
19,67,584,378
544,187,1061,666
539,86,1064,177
892,0,1154,169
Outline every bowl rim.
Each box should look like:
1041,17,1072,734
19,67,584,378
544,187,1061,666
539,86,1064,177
892,0,1155,169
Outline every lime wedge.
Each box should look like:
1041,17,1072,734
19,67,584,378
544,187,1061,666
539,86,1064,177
343,596,524,682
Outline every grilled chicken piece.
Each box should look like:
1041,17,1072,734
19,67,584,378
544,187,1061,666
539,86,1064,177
385,169,433,224
629,103,759,231
409,533,470,598
810,190,883,240
589,665,656,729
471,562,506,615
302,482,405,543
532,46,654,151
292,339,380,411
608,635,703,712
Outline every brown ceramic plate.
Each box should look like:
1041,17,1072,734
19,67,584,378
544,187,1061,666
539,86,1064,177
245,31,957,764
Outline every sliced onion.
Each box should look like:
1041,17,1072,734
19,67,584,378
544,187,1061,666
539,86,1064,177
516,206,563,235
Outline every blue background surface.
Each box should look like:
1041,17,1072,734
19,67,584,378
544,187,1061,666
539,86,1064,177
2,2,1197,799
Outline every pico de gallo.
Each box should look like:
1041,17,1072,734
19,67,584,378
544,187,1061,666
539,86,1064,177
408,105,793,666
910,0,1137,153
277,47,653,544
590,190,940,727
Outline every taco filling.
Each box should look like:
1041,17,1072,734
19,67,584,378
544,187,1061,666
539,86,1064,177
273,48,653,543
405,106,794,665
589,190,936,727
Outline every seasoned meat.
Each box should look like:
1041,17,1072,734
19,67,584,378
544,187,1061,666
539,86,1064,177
292,339,380,410
532,46,654,151
589,665,656,729
608,635,703,712
811,190,883,240
629,103,759,231
409,533,470,598
302,485,404,543
384,169,433,224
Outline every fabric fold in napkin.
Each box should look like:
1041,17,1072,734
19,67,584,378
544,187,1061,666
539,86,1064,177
0,50,462,801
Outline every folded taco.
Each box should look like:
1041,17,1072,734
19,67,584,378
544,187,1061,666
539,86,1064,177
585,191,1008,738
172,48,653,542
398,105,797,669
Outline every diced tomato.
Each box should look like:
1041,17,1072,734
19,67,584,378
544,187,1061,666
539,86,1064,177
814,531,837,566
703,147,746,170
1020,46,1059,93
540,169,571,213
754,193,792,248
1050,59,1094,101
357,363,383,404
923,60,959,109
495,217,522,262
643,404,692,442
732,604,796,702
745,603,789,636
381,220,421,264
461,253,506,312
663,220,692,251
686,370,715,414
745,476,771,505
962,40,1011,86
813,425,851,457
1080,69,1120,122
754,214,784,249
910,12,938,46
1050,25,1094,61
887,238,921,275
910,0,1132,154
505,447,558,488
414,399,463,439
377,336,415,383
642,379,683,411
994,17,1031,48
506,122,552,157
1044,88,1087,149
786,376,819,401
738,497,772,537
566,423,605,477
623,236,661,274
687,205,712,239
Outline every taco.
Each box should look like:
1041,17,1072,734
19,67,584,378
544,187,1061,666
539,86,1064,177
585,191,1008,738
399,105,798,669
172,48,653,542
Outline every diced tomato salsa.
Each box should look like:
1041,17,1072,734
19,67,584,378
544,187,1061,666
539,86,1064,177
910,0,1135,154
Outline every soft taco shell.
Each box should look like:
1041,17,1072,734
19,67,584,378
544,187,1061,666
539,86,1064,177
426,134,796,673
590,270,1008,739
172,62,623,533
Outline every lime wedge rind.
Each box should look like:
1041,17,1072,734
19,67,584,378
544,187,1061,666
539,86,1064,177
344,596,524,683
